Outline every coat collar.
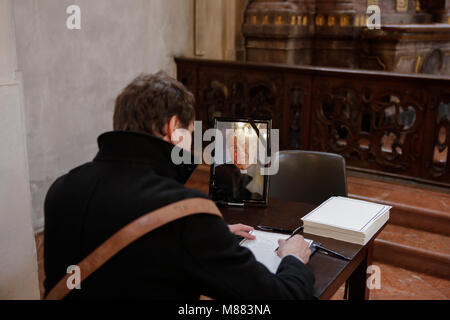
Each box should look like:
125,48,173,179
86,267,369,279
94,131,197,184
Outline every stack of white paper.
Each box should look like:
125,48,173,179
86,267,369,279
301,197,391,245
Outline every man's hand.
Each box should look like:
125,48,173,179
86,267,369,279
228,224,256,240
276,235,312,264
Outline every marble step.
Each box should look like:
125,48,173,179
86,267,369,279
374,224,450,279
331,262,450,300
347,171,450,236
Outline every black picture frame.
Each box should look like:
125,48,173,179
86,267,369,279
208,117,272,206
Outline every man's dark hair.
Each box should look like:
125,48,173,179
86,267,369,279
113,71,195,136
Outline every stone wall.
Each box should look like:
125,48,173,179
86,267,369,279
11,0,200,231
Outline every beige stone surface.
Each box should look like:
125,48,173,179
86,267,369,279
10,0,226,231
0,0,40,300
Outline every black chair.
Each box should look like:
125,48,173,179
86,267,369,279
269,150,349,299
269,150,347,206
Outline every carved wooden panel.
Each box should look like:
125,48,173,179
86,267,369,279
310,78,426,178
194,65,288,146
426,90,450,181
176,57,450,186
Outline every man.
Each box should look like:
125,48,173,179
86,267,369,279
44,72,315,299
212,128,264,202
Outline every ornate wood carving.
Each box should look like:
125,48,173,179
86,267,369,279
429,100,450,178
176,57,450,186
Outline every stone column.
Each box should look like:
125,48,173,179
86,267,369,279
312,0,360,68
0,0,40,299
224,0,237,60
195,0,207,56
235,0,250,61
243,0,314,65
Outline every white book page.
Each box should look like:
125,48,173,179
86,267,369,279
302,197,390,232
240,230,312,273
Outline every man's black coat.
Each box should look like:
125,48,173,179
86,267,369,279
44,131,315,299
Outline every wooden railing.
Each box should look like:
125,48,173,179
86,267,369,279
175,57,450,187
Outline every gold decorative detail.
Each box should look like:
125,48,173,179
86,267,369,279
396,0,408,12
340,15,350,27
415,0,421,12
367,0,378,6
251,15,257,25
262,15,269,25
328,15,336,26
414,56,422,73
275,15,283,25
291,15,296,25
297,15,302,25
303,16,308,26
355,15,360,26
447,16,450,24
316,14,325,26
361,14,367,26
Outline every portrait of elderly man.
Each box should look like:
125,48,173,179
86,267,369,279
211,122,268,203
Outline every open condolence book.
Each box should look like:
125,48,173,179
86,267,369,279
240,230,314,273
301,197,391,245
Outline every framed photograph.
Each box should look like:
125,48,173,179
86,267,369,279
209,117,272,206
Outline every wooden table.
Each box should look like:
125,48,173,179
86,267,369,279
219,198,387,300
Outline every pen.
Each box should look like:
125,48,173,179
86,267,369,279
314,244,352,261
257,226,293,233
274,225,304,252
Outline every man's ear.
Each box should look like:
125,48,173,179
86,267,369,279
166,115,180,143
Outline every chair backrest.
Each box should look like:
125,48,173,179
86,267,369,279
269,150,347,206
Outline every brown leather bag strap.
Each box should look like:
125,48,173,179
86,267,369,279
46,198,222,300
